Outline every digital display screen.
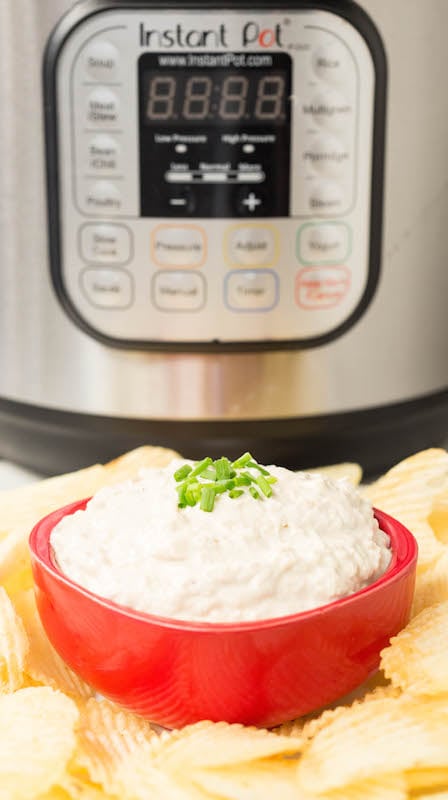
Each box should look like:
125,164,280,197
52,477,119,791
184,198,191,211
142,68,288,126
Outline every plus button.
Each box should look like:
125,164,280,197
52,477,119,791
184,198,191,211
242,192,262,213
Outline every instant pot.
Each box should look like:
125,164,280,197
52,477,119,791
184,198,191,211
0,0,447,475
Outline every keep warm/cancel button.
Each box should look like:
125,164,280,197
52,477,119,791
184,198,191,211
225,270,279,312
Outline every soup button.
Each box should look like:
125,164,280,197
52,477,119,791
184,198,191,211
225,270,279,312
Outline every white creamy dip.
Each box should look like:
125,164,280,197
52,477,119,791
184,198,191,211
50,461,391,623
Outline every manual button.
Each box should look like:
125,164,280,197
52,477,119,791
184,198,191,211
227,225,277,267
152,271,206,311
151,225,206,268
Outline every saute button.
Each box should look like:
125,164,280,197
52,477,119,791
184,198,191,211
84,41,120,82
151,226,206,268
227,226,277,267
298,223,350,264
86,89,120,127
312,41,351,85
225,270,279,311
152,271,206,311
81,268,133,309
80,224,131,264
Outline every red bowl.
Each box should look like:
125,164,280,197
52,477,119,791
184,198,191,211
29,500,417,728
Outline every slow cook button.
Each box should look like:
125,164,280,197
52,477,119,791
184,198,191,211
225,270,279,312
151,225,206,268
81,268,133,309
298,223,350,264
152,271,206,311
86,88,120,127
83,41,120,82
83,181,122,212
80,224,131,264
227,225,277,267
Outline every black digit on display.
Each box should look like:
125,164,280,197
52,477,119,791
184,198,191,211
146,76,176,120
182,76,213,120
219,76,249,120
254,75,285,120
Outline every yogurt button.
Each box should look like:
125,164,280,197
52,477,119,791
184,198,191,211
312,41,352,85
86,89,120,127
298,223,349,264
81,268,133,309
303,133,350,179
84,41,120,81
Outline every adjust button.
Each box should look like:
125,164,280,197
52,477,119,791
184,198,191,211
80,224,131,265
298,223,350,265
86,88,120,127
227,225,277,267
152,271,206,311
151,225,206,268
225,270,279,312
84,41,120,82
81,268,133,309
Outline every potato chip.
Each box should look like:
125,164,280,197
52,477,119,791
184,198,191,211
151,720,303,773
0,686,78,799
307,462,363,486
192,760,299,800
13,589,93,699
364,449,448,569
113,755,214,800
320,775,407,800
411,793,448,799
406,767,448,791
412,550,448,616
0,585,28,693
73,696,158,793
381,601,448,695
296,696,448,794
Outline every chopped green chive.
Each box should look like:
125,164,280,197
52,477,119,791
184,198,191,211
174,464,193,482
190,457,213,477
255,475,273,497
215,457,231,481
229,489,244,499
232,452,253,469
249,486,260,500
247,460,270,476
200,486,216,512
201,466,217,480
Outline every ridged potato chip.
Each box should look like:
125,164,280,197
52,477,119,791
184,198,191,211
364,448,448,569
151,720,303,773
192,760,299,800
0,686,78,799
0,586,28,693
381,602,448,695
13,589,93,700
406,768,448,791
412,550,448,616
112,755,215,800
296,696,448,794
73,696,158,793
307,463,363,486
320,775,407,800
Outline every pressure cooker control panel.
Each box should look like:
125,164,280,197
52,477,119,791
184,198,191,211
46,3,384,348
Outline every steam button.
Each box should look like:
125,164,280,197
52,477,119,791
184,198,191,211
84,41,120,81
308,181,346,215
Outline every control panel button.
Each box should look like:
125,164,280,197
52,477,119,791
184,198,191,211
81,268,133,308
227,225,277,267
83,181,122,213
86,134,121,174
308,180,346,215
86,88,120,127
295,266,350,309
225,270,278,312
152,271,206,311
80,224,131,265
151,226,206,268
84,41,120,81
308,88,353,133
298,223,350,264
237,188,266,216
312,41,351,85
304,133,350,179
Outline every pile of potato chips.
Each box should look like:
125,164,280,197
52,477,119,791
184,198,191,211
1,446,448,799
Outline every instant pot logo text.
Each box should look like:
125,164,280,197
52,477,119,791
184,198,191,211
139,21,283,49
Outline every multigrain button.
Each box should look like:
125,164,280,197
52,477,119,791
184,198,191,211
306,88,353,133
81,268,133,309
152,271,206,311
303,133,350,179
298,223,350,264
86,134,121,174
84,181,122,212
84,41,120,81
80,224,131,264
227,225,277,267
152,226,206,268
86,88,120,127
225,270,279,312
312,41,351,85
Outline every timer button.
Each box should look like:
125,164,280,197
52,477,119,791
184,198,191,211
81,268,133,309
80,224,131,265
84,41,120,82
225,270,279,312
86,88,120,127
304,133,350,179
312,42,351,86
227,225,277,267
151,225,206,268
298,223,350,265
152,271,206,312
